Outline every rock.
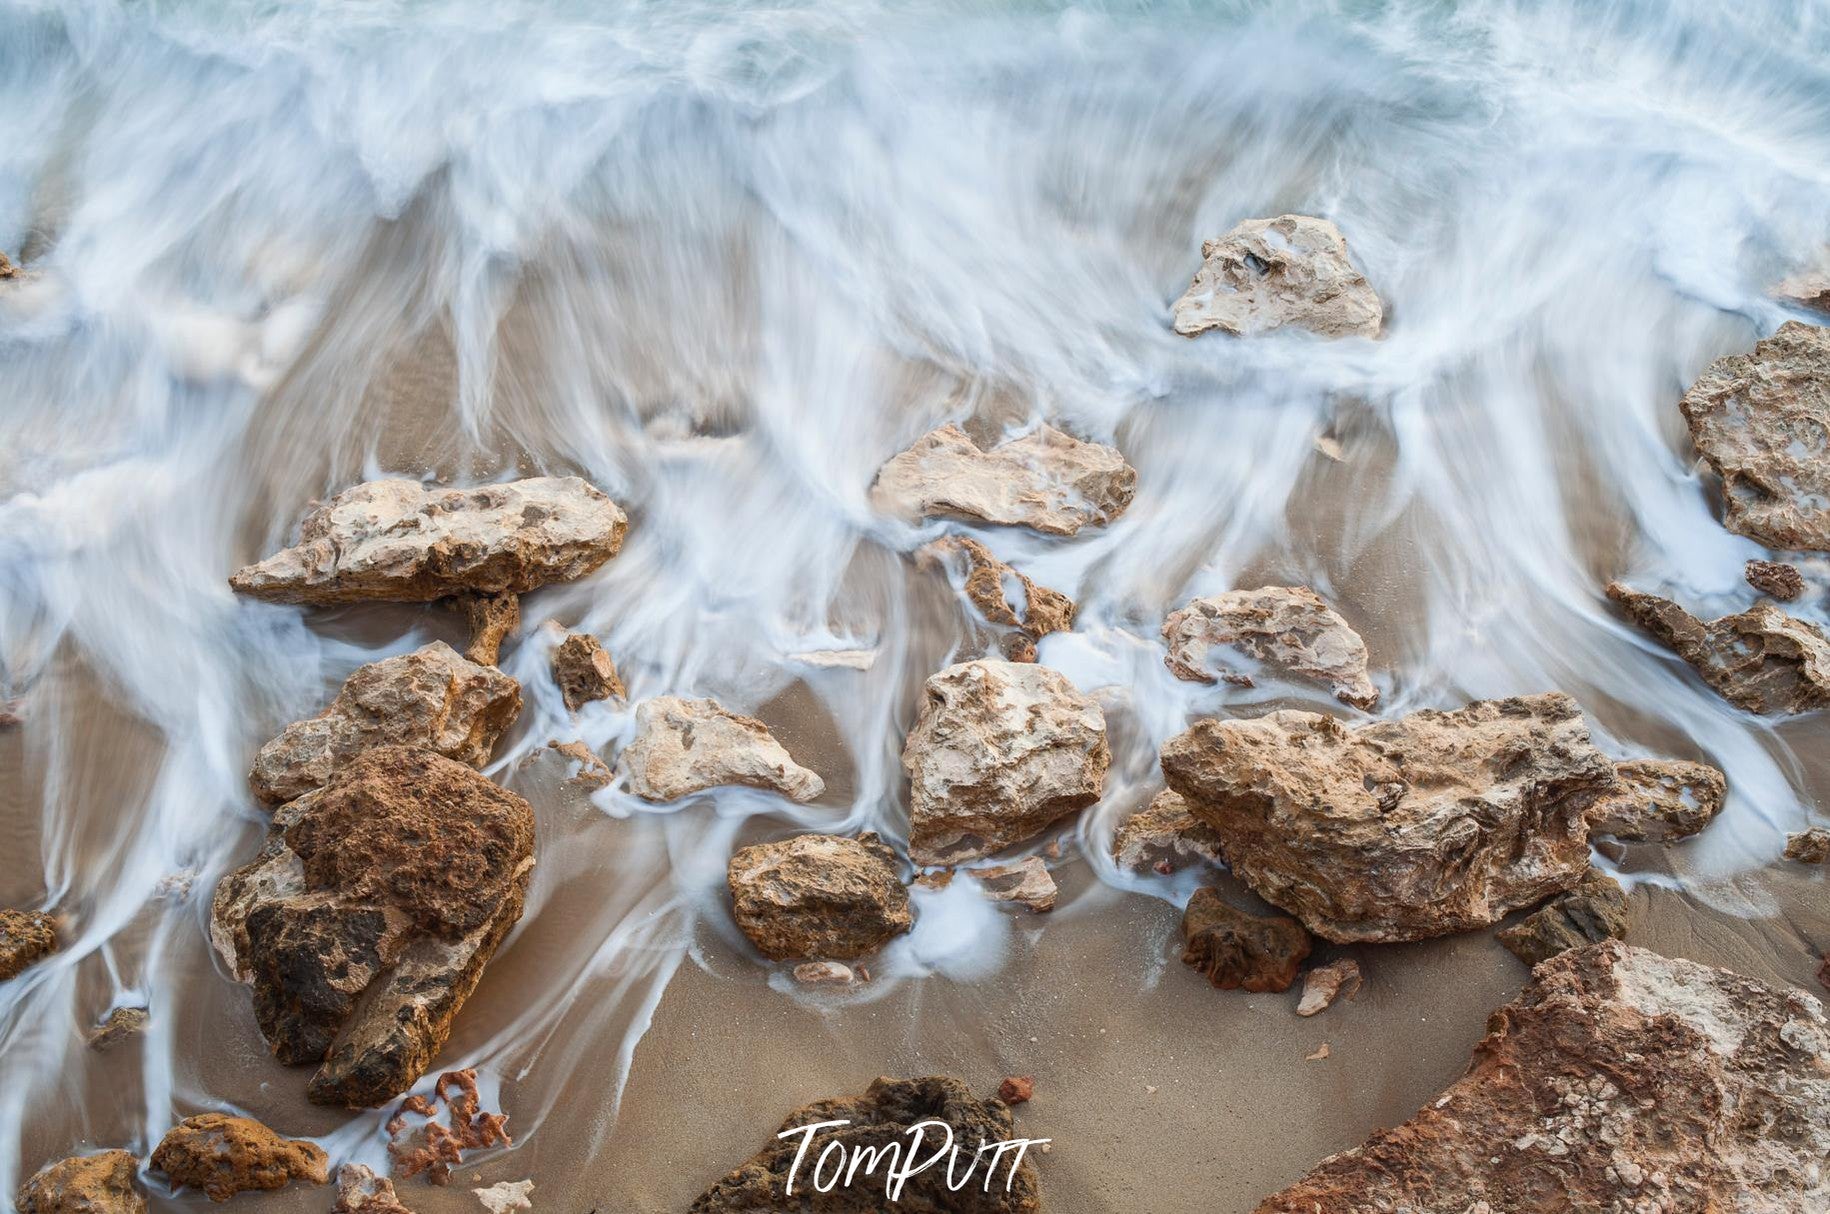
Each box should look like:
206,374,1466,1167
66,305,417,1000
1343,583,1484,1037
1587,758,1726,843
1180,887,1311,993
550,632,624,711
791,961,857,986
1776,269,1830,314
1110,789,1226,872
150,1114,328,1202
1172,215,1382,339
386,1068,511,1184
1304,1043,1330,1062
691,1076,1041,1212
0,909,57,980
1496,867,1629,967
546,740,612,789
1680,321,1830,551
87,1006,149,1051
727,833,912,961
870,423,1136,536
457,592,519,666
1160,693,1612,943
997,1076,1034,1104
249,642,521,806
230,477,627,605
971,857,1058,913
0,696,22,728
16,1151,147,1214
1608,582,1830,714
903,659,1109,865
920,536,1075,662
621,696,823,803
332,1165,412,1214
1295,958,1362,1016
472,1181,534,1214
210,747,535,1107
1785,828,1830,863
1746,558,1805,601
1820,954,1830,991
1161,586,1377,709
1258,941,1830,1213
0,251,16,279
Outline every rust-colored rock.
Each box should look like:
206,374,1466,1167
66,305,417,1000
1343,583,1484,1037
1258,941,1830,1213
921,536,1075,662
16,1150,147,1214
871,423,1136,536
332,1165,412,1214
727,833,912,962
621,696,823,803
1110,789,1226,873
150,1114,327,1202
972,857,1058,913
386,1068,511,1185
1746,559,1805,601
1608,582,1830,714
1180,887,1311,993
1162,586,1376,709
1588,757,1726,843
1172,215,1382,339
0,909,57,980
998,1075,1034,1104
1295,958,1362,1017
1497,866,1629,967
87,1006,149,1051
211,747,534,1107
457,591,519,666
1785,827,1830,863
1161,694,1612,943
551,632,624,711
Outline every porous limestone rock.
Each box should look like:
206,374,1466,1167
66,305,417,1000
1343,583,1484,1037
249,642,520,805
1162,586,1377,709
230,477,627,605
1587,758,1726,843
727,833,912,961
546,740,612,789
150,1114,327,1202
1295,958,1362,1017
1181,887,1311,993
1496,867,1629,967
1258,942,1830,1213
921,536,1075,662
87,1006,149,1051
1609,583,1830,714
903,659,1109,865
971,856,1058,913
1746,559,1805,601
332,1164,412,1214
1160,693,1613,943
457,592,519,666
550,632,624,711
0,909,57,980
211,747,534,1107
1111,789,1227,873
870,423,1136,536
16,1150,147,1214
1786,828,1830,864
621,696,823,803
1172,215,1382,339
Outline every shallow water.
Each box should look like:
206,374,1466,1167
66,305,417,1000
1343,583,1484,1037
4,0,1830,1209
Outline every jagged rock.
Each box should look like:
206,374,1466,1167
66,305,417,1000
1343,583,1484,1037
972,857,1058,913
1746,559,1805,601
728,833,911,961
1776,269,1830,314
150,1114,327,1202
0,909,57,980
546,740,612,788
1258,941,1830,1213
692,1076,1041,1212
903,659,1109,865
0,697,22,728
0,251,17,279
792,961,858,986
1497,867,1629,967
998,1076,1034,1105
332,1165,412,1214
1160,693,1612,943
386,1068,511,1183
870,423,1136,536
550,632,624,711
1172,215,1382,339
621,697,823,803
1680,321,1830,551
1181,888,1311,993
16,1151,147,1214
473,1181,534,1214
1111,789,1226,873
457,592,519,666
211,747,534,1107
1608,583,1830,714
249,642,520,805
920,536,1075,662
1162,586,1376,709
87,1006,149,1051
1785,828,1830,863
1588,758,1726,843
1295,958,1362,1017
230,477,627,605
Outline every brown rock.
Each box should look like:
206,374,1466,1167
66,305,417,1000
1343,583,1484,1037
1258,941,1830,1213
332,1165,412,1214
249,642,521,805
0,251,16,279
1160,693,1613,943
1746,558,1806,601
551,632,624,711
1496,866,1629,967
230,477,627,605
997,1076,1034,1104
386,1068,511,1184
546,740,612,788
0,909,57,980
1608,582,1830,714
210,747,535,1107
1588,757,1726,843
457,591,519,666
870,423,1136,536
1785,827,1830,863
1295,958,1362,1016
1172,215,1382,339
0,696,22,728
1162,586,1377,709
1110,789,1226,873
150,1114,327,1202
87,1006,149,1051
972,857,1058,913
621,696,823,803
903,659,1109,865
921,536,1075,662
1180,887,1311,993
727,833,911,961
16,1151,147,1214
1819,954,1830,991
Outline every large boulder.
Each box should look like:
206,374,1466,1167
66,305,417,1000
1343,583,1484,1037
1172,215,1382,339
1257,942,1830,1212
0,909,57,980
230,477,627,605
1587,757,1726,843
903,659,1109,865
727,833,912,961
1608,583,1830,714
1160,694,1613,943
211,747,534,1107
621,697,823,803
150,1114,327,1202
17,1151,147,1214
249,642,521,805
921,536,1075,662
1161,586,1376,709
871,423,1136,536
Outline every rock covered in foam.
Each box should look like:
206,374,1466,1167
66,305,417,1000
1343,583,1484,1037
871,423,1136,536
1162,586,1376,709
621,696,823,803
921,536,1075,662
1172,215,1382,339
1609,583,1830,714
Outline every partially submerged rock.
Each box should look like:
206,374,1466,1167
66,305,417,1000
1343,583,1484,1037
971,856,1058,913
1172,215,1382,339
150,1114,327,1202
17,1150,147,1214
249,642,520,805
0,909,57,980
211,747,535,1107
230,477,627,605
550,632,624,711
88,1005,149,1051
921,536,1075,662
1587,757,1726,843
546,740,612,789
1110,789,1226,873
1496,867,1629,967
1295,958,1362,1017
0,696,22,728
1160,694,1612,943
1258,941,1830,1213
1162,586,1377,709
386,1068,511,1185
1775,268,1830,314
332,1164,412,1214
1785,827,1830,863
1746,558,1805,601
727,833,912,961
903,659,1109,864
871,423,1136,536
621,696,823,803
792,961,858,987
457,592,519,666
1608,583,1830,714
1180,887,1311,993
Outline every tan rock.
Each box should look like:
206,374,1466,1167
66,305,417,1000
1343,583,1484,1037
921,536,1075,662
971,857,1058,913
1496,866,1629,967
473,1181,534,1214
550,632,624,711
150,1114,327,1202
1162,586,1376,709
622,696,822,803
1588,757,1726,843
0,696,22,728
1172,215,1382,339
791,961,857,986
1785,828,1830,863
546,740,612,788
1608,583,1830,714
1110,789,1226,872
903,659,1109,864
1181,888,1311,993
87,1006,149,1051
1295,958,1362,1017
728,833,910,961
230,477,627,605
1746,558,1805,601
16,1151,147,1214
1775,268,1830,314
332,1164,412,1214
249,642,520,805
457,591,519,666
0,909,57,980
1258,942,1830,1213
1160,694,1613,943
870,423,1136,536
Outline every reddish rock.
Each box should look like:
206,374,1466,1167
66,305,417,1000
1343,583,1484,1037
1609,583,1830,714
921,536,1075,662
150,1114,327,1202
1587,758,1726,843
0,909,57,980
998,1076,1034,1104
727,833,912,961
387,1068,512,1185
16,1150,147,1214
1746,559,1805,601
1181,888,1312,993
551,631,624,711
